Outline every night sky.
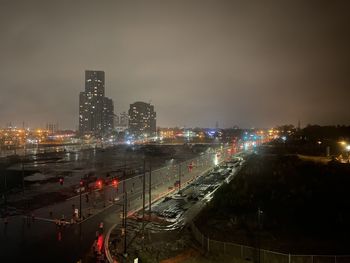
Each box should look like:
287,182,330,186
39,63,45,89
0,0,349,129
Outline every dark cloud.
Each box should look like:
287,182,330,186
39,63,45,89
0,0,349,129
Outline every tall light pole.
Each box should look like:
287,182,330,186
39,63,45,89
79,179,83,220
178,162,182,192
21,144,26,193
4,172,7,212
142,159,146,228
148,162,152,216
21,158,25,192
123,180,127,258
257,208,263,263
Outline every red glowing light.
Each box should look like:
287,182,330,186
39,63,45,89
112,179,118,187
96,180,102,188
188,162,193,172
97,234,104,253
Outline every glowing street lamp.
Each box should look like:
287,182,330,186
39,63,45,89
339,141,347,146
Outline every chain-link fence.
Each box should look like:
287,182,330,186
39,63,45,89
191,222,350,263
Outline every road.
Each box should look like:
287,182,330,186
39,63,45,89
0,147,231,262
1,201,121,262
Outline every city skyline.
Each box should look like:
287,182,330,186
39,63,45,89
1,0,350,129
1,2,350,262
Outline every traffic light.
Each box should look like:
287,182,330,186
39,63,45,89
188,162,193,172
59,177,64,185
96,180,103,189
112,179,118,187
79,179,84,187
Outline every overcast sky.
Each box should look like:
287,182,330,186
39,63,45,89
0,0,349,129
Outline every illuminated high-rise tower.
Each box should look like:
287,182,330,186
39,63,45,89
79,70,114,137
128,101,156,137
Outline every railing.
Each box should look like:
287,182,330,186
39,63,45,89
191,222,350,263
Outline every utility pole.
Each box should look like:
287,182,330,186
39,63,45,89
122,169,126,231
178,162,181,192
142,159,146,229
148,162,152,216
79,183,82,220
22,144,26,193
257,208,263,263
22,158,25,192
4,172,7,212
121,175,128,258
123,188,127,257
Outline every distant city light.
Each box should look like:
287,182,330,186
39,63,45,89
244,142,249,150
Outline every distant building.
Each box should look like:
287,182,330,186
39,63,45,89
159,127,182,139
46,122,58,134
114,114,120,128
79,70,114,137
102,97,114,134
128,102,156,137
119,112,129,127
114,111,129,132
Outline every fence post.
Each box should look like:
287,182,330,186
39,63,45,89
201,233,204,249
207,237,210,252
263,250,265,263
289,253,291,263
311,255,313,263
335,255,337,263
241,245,243,259
224,242,226,254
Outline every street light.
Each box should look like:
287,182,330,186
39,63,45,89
345,145,350,163
339,141,347,146
338,141,350,163
79,179,84,220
